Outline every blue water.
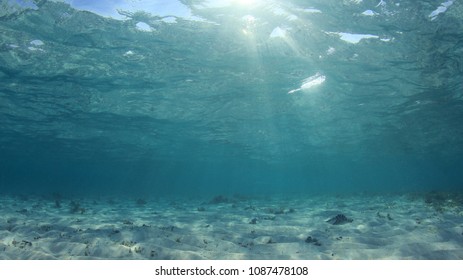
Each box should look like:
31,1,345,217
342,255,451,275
1,0,462,198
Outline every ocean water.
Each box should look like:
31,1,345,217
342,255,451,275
1,0,463,199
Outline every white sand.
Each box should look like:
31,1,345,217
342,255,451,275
0,193,462,259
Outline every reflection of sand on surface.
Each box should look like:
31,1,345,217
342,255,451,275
0,193,462,259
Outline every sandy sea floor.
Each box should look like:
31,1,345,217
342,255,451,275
0,192,462,259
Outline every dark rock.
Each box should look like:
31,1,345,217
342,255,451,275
326,214,353,225
249,218,257,224
305,236,322,246
69,201,85,214
305,236,316,243
423,191,463,212
136,198,147,206
121,240,137,247
377,212,393,220
52,192,62,208
12,240,32,249
160,225,175,231
209,195,230,204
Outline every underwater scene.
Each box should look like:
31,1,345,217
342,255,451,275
0,0,463,259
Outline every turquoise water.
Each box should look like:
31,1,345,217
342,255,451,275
1,0,462,198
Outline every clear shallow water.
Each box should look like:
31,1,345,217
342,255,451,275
0,0,462,197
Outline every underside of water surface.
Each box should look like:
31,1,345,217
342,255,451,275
1,0,463,198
